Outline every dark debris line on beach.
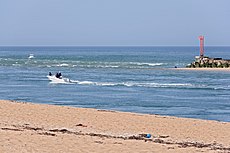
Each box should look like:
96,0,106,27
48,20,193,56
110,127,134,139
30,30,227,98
1,124,230,152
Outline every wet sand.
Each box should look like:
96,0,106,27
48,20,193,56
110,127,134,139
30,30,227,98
0,100,230,153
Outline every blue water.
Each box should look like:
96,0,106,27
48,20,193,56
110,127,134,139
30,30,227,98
0,46,230,122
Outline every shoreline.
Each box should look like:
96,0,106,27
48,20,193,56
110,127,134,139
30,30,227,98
0,100,230,152
173,67,230,71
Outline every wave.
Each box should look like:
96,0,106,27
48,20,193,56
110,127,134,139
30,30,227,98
0,58,166,69
56,63,69,67
50,62,165,69
129,62,164,66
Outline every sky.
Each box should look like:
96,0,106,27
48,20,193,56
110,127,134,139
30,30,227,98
0,0,230,46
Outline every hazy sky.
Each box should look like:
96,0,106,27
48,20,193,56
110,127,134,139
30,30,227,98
0,0,229,46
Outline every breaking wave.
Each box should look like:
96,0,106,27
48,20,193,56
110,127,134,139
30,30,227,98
129,62,164,66
0,58,166,69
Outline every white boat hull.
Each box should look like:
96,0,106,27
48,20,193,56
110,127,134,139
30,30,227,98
47,75,71,84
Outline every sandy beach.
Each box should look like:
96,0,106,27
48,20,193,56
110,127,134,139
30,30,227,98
0,100,229,153
175,68,230,71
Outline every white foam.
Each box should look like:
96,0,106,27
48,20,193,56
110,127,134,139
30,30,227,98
78,81,95,85
57,63,69,67
120,82,193,88
123,82,135,87
94,65,119,68
48,76,194,89
129,62,164,66
95,82,116,86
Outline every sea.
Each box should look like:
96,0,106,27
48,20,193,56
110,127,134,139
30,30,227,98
0,46,230,122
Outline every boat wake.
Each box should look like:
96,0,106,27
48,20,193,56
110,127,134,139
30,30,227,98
47,76,230,90
47,77,193,88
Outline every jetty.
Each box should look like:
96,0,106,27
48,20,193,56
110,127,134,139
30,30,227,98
187,36,230,68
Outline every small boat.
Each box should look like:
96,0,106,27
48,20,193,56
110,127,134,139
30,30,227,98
28,54,35,59
47,75,71,84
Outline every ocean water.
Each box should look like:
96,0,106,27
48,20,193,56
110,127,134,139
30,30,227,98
0,46,230,122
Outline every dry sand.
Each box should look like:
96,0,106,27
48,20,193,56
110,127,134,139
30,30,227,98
175,68,230,71
0,100,229,153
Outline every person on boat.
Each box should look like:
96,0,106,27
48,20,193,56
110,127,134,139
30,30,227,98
49,72,52,76
55,72,62,79
55,72,60,78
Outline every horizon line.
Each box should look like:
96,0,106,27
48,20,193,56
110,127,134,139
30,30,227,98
0,45,230,47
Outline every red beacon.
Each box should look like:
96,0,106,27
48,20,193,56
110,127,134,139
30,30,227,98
199,35,204,57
